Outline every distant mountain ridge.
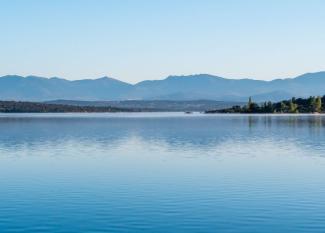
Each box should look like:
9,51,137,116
1,72,325,102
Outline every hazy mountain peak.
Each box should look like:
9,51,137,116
0,75,24,79
96,76,113,80
97,76,125,82
295,71,325,79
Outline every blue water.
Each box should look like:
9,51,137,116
0,113,325,233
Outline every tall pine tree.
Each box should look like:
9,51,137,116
247,97,252,112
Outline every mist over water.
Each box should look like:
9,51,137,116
0,113,325,233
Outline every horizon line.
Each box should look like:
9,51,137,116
1,71,325,84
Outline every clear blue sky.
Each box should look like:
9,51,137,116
1,0,324,83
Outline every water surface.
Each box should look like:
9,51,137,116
0,113,325,233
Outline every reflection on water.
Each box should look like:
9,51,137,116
0,113,325,233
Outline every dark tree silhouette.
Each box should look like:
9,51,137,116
206,96,325,114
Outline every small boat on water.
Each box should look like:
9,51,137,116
185,111,193,114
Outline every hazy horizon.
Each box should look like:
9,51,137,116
2,70,325,84
1,0,325,83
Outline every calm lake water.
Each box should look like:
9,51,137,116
0,113,325,233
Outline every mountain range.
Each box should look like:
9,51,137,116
1,72,325,102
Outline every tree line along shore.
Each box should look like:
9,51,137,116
205,96,324,114
0,101,138,113
0,96,324,113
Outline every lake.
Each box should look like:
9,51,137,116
0,113,325,233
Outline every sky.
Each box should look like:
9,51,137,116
0,0,325,83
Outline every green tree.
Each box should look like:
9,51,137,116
280,101,287,113
289,99,298,113
308,96,316,112
315,96,322,113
